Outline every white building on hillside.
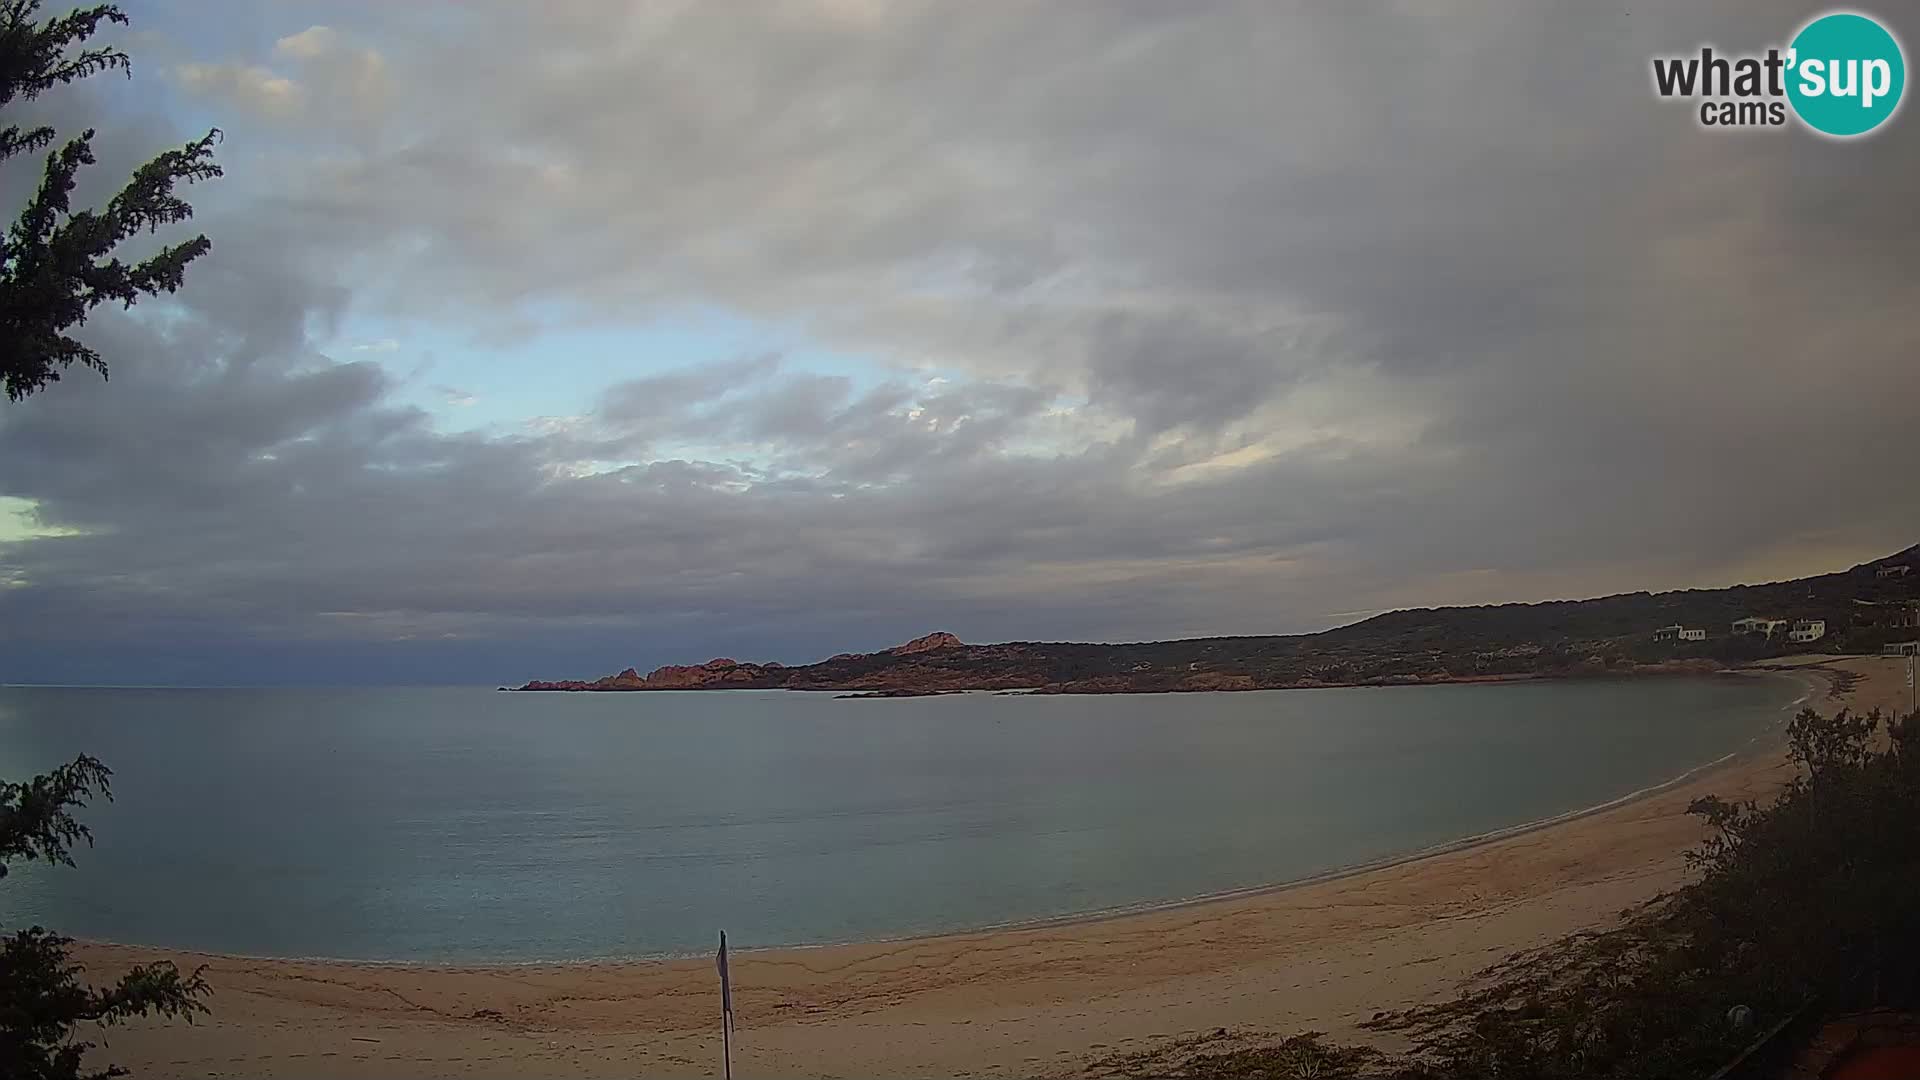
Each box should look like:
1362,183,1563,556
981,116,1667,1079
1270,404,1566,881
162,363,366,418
1878,564,1911,579
1732,616,1789,638
1679,628,1707,641
1786,619,1826,644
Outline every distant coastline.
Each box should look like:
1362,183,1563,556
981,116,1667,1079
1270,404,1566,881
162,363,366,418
504,652,1735,697
505,542,1919,696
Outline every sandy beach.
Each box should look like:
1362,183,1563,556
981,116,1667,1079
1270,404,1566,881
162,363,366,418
71,656,1910,1079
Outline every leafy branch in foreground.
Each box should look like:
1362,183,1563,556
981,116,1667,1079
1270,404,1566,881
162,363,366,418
0,754,112,878
0,754,210,1080
2,0,222,401
0,927,210,1080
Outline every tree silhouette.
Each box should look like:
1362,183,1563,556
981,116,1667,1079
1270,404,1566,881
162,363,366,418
2,0,222,402
1,757,210,1079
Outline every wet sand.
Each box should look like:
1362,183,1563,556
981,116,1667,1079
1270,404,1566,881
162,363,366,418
72,655,1909,1079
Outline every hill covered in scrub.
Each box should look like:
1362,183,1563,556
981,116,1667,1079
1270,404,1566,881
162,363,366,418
512,545,1920,694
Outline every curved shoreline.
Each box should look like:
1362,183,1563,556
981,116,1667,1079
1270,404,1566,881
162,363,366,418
73,736,1766,971
71,658,1890,1080
802,667,1813,955
71,670,1811,970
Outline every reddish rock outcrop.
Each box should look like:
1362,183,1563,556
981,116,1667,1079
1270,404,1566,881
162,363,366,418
887,631,964,655
518,658,771,691
634,659,767,689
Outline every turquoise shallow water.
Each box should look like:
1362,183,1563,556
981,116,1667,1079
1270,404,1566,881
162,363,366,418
0,676,1801,962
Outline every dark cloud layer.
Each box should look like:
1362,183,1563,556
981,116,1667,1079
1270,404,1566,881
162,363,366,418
2,0,1918,684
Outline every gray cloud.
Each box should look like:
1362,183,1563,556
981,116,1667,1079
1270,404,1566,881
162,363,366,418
2,0,1918,684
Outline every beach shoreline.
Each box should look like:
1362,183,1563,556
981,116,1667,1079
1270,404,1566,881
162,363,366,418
71,655,1906,1079
69,668,1807,971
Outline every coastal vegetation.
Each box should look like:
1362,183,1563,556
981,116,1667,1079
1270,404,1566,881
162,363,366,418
1090,703,1920,1079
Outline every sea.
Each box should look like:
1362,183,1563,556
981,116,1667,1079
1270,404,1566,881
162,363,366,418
0,675,1804,963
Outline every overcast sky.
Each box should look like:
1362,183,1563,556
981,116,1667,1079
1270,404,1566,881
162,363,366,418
2,0,1916,686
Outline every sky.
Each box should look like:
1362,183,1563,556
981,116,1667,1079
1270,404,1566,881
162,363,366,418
2,0,1917,686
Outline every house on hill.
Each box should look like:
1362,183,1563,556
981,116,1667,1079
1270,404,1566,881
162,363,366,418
1654,625,1707,642
1732,616,1790,638
1787,619,1826,644
1850,599,1920,630
1878,564,1911,579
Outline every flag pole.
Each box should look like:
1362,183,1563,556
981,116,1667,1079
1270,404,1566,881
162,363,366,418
717,930,733,1080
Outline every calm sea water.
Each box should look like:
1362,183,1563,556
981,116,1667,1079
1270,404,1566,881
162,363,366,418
0,676,1801,962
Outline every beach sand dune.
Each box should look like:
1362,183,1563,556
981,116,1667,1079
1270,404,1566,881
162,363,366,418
72,656,1909,1078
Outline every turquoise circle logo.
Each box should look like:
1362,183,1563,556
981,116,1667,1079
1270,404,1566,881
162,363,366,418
1787,12,1906,137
